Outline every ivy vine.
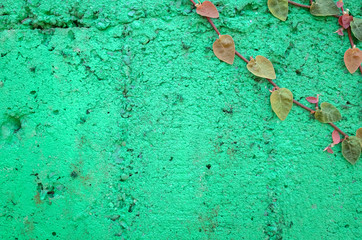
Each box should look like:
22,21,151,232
190,0,361,164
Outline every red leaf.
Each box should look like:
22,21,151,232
323,146,334,154
306,97,318,103
336,1,344,8
335,28,344,36
332,130,340,144
338,15,353,29
327,147,334,154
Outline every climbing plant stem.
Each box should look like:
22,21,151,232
188,0,349,138
288,0,311,9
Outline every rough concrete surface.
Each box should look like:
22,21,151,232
0,0,361,239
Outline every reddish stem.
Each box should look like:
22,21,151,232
235,51,249,64
347,28,362,74
206,17,220,35
347,27,354,47
188,0,350,138
267,79,278,88
288,0,311,9
329,123,349,138
293,99,315,112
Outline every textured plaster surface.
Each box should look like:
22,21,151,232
0,0,361,239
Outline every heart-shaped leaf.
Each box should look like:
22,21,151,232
268,0,288,21
270,88,293,121
310,0,340,16
356,128,362,147
351,18,362,41
213,35,235,64
315,102,341,123
196,1,219,18
247,56,276,79
344,48,362,74
342,136,361,165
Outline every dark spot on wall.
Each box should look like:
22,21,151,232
206,164,211,169
70,171,78,179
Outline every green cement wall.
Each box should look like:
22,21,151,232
0,0,361,239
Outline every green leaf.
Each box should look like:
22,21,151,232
342,136,361,165
351,18,362,41
310,0,340,16
270,88,293,121
268,0,288,21
315,102,341,123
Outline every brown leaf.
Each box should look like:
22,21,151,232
196,1,219,18
344,48,362,74
213,35,235,65
247,56,276,79
270,88,293,121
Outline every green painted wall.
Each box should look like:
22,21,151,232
0,0,361,239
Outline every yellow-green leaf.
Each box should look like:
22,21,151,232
247,56,276,79
315,102,341,123
342,136,361,165
270,88,293,121
356,128,362,147
351,18,362,41
213,35,235,65
310,0,340,16
268,0,288,21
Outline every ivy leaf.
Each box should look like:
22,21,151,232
344,48,362,74
342,136,361,165
247,56,276,79
324,146,334,154
310,0,340,16
332,130,340,145
213,35,235,65
356,128,362,147
306,97,318,104
338,14,353,29
314,102,341,123
270,88,293,121
336,0,343,8
196,1,219,18
335,28,344,36
351,18,362,41
267,0,288,21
